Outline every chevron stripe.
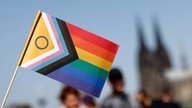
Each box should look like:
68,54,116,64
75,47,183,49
30,14,70,71
21,12,61,68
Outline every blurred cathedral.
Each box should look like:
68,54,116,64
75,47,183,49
137,19,171,99
136,19,192,104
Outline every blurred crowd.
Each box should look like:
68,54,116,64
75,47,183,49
58,68,181,108
8,68,182,108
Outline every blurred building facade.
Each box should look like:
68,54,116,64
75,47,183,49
166,69,192,103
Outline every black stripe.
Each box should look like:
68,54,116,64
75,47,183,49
37,19,78,75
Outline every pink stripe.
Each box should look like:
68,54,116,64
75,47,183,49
27,13,64,69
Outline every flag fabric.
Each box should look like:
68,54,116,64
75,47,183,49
18,10,119,97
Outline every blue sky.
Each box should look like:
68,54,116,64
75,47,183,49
0,1,192,107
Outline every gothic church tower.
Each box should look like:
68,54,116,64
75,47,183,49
137,19,171,99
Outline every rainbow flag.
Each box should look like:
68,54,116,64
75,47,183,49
18,11,119,97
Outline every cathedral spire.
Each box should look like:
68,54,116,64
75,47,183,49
178,44,188,70
152,17,172,70
135,18,148,51
152,17,163,48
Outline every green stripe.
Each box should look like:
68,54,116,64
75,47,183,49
69,59,109,80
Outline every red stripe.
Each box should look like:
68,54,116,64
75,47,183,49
66,22,119,54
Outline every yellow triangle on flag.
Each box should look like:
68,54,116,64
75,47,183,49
20,12,55,65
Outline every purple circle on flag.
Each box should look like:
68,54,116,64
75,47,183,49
35,36,49,50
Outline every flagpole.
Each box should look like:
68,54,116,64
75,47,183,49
1,66,19,108
0,10,42,108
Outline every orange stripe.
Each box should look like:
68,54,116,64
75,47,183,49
66,22,119,54
72,35,116,62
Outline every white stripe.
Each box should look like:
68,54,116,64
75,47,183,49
21,12,60,68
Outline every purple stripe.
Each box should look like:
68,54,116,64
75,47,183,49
27,13,64,69
47,70,101,97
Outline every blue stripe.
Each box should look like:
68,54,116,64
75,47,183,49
47,70,101,97
32,16,69,71
57,64,105,89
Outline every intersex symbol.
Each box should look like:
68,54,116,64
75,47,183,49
35,36,49,50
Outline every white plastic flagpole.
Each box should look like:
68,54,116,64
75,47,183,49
1,66,19,108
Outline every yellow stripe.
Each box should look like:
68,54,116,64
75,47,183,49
76,47,112,71
18,10,42,66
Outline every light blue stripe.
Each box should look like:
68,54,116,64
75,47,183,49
32,16,69,71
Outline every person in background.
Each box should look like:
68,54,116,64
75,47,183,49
59,86,85,108
136,89,170,108
82,95,97,108
136,89,148,108
136,89,154,108
151,89,181,108
101,68,132,108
